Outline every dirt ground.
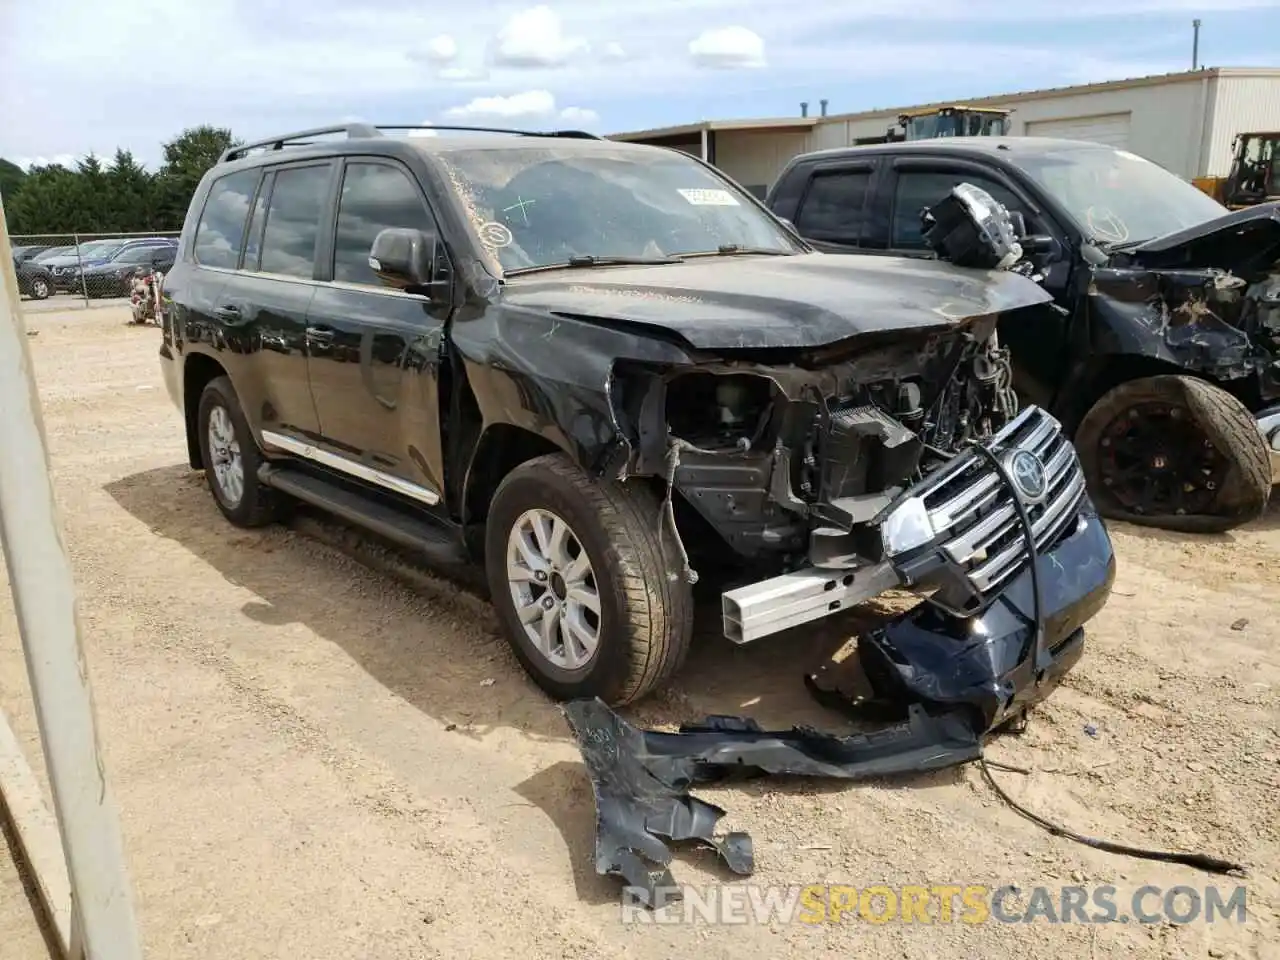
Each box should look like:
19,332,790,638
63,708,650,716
1,306,1278,960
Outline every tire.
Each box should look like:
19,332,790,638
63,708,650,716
484,453,694,706
1076,374,1271,533
195,376,281,528
29,276,50,300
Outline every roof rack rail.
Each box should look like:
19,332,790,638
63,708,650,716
218,123,382,163
372,124,601,139
218,123,602,163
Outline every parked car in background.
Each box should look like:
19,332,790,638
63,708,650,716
50,237,177,292
79,241,177,298
32,245,76,264
14,255,54,300
12,244,53,263
767,136,1280,533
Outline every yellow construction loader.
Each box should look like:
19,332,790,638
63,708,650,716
1192,131,1279,209
854,106,1012,145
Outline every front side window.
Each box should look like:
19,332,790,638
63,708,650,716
891,170,1028,248
433,144,803,275
193,169,260,269
333,162,436,286
259,163,332,278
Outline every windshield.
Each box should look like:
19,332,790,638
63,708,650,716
81,241,122,258
432,144,801,275
1011,145,1228,246
112,245,165,263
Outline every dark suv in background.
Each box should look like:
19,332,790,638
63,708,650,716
158,123,1114,729
767,137,1280,532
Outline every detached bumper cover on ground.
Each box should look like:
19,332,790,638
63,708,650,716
563,507,1115,905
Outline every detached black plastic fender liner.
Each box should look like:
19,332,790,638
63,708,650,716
560,697,981,906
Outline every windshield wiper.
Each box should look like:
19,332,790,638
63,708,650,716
678,244,794,259
505,254,684,276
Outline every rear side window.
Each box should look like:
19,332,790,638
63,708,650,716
260,163,332,279
332,162,435,286
193,169,260,269
795,170,872,244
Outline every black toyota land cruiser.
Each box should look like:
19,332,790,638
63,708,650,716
159,123,1115,722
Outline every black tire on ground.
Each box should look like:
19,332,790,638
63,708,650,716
195,375,281,528
29,276,50,300
1076,374,1271,533
484,453,695,706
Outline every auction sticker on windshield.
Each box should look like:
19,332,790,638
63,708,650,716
678,188,740,206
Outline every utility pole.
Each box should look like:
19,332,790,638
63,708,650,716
1192,19,1202,70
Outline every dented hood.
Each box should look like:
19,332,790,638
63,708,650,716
1121,201,1280,270
499,252,1053,350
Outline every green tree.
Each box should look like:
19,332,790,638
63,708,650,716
104,149,155,232
153,125,239,229
0,158,26,206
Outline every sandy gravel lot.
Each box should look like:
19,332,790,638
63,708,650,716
1,306,1278,960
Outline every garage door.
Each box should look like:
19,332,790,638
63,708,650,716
1024,113,1132,148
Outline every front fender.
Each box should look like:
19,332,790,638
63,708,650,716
450,305,694,474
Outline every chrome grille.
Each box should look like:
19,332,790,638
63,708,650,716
917,406,1087,601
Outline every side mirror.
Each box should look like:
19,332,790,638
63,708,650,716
1021,234,1058,256
370,227,437,292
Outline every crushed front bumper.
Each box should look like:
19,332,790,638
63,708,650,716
1256,404,1280,484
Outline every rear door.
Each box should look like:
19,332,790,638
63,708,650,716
216,159,337,442
301,156,452,504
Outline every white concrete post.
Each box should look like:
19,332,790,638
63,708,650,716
0,199,143,957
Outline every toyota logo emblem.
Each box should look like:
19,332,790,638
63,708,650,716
1008,450,1048,503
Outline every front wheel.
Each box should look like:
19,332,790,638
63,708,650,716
1076,374,1271,533
484,453,694,706
29,276,51,300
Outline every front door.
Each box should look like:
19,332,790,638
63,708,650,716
303,157,451,504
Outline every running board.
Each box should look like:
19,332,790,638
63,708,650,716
257,464,467,566
721,562,900,644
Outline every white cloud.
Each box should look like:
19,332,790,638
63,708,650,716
424,34,458,63
438,66,491,83
491,6,587,68
601,41,627,61
441,91,600,127
445,89,557,120
559,106,600,126
13,155,79,171
689,26,766,69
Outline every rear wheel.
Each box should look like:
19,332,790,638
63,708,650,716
484,453,694,706
1076,374,1271,533
195,376,281,528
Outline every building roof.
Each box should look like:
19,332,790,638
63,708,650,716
608,116,818,142
607,66,1280,141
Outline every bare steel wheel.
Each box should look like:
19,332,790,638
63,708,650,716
206,405,245,508
506,508,601,670
484,452,694,705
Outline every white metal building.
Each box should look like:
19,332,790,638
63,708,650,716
610,67,1280,197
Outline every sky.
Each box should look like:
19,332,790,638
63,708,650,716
2,0,1278,170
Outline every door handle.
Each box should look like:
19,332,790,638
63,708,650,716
306,325,335,342
213,305,244,324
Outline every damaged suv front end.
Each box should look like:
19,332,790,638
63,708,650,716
437,137,1114,725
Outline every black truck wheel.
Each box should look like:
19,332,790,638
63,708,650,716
1076,374,1271,533
484,453,694,706
196,376,281,528
29,276,51,300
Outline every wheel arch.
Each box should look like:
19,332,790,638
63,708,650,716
183,352,230,469
1065,353,1213,435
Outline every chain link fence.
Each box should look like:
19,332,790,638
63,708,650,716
10,231,180,311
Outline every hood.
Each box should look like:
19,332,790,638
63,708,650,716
44,255,110,269
1121,201,1280,273
499,252,1053,351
